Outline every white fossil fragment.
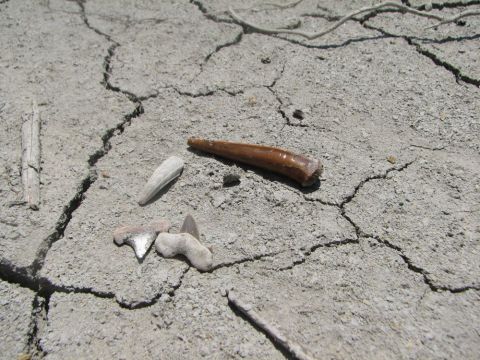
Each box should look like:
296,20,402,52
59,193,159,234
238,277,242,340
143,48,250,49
113,220,171,260
22,99,41,210
155,233,213,271
227,291,317,360
180,214,200,240
138,156,184,205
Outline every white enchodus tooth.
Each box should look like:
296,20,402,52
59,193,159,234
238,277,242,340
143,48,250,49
113,220,171,260
155,233,213,271
180,214,200,240
138,156,184,205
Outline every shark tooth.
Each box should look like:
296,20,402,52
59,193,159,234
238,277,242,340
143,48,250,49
113,220,171,260
138,156,184,205
180,214,200,240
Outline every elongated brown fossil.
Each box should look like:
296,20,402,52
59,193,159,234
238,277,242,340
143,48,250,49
187,137,322,186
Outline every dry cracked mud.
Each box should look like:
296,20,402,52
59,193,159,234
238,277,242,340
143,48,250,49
1,0,479,359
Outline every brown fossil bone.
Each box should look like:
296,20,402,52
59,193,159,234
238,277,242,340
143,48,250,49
187,137,322,187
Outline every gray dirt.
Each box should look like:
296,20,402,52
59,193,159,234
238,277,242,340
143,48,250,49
0,0,479,359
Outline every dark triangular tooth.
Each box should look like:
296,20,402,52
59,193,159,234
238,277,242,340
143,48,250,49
180,214,200,240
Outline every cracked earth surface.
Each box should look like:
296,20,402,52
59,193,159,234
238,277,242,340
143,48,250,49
0,0,479,359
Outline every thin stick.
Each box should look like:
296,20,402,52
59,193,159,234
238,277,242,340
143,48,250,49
227,291,317,360
209,0,303,17
258,0,304,10
21,99,41,210
425,10,480,29
229,1,444,40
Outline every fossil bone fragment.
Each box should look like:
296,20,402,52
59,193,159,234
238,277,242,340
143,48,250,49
138,156,184,205
155,232,213,271
21,99,41,210
187,137,322,186
113,220,171,260
227,291,317,360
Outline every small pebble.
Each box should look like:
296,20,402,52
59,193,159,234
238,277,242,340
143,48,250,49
292,109,304,120
223,172,241,187
387,155,397,164
212,193,226,208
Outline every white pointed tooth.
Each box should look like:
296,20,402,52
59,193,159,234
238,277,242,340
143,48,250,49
138,156,184,205
180,214,200,240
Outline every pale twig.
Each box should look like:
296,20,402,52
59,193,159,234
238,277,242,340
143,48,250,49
229,1,445,40
21,99,41,210
227,291,317,360
209,0,303,17
425,9,480,29
259,0,304,10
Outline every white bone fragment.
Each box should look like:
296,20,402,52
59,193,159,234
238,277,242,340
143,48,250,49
21,99,41,210
180,214,200,240
138,156,184,205
155,233,213,271
113,220,171,260
227,291,317,360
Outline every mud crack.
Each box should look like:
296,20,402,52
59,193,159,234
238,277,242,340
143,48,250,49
414,0,480,11
361,20,480,87
368,235,480,293
406,38,480,86
334,160,478,294
340,160,415,209
190,0,235,24
210,251,283,272
203,31,244,68
25,295,47,358
265,63,306,129
169,85,244,98
0,3,170,355
279,238,359,271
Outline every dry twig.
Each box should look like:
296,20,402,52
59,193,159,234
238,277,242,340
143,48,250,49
425,9,480,29
227,291,317,360
229,1,456,40
253,0,304,10
21,99,41,210
207,0,304,17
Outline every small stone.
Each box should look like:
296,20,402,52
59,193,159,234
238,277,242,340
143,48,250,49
200,346,209,357
223,172,241,187
292,109,304,120
242,303,253,311
387,155,397,164
212,193,225,207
